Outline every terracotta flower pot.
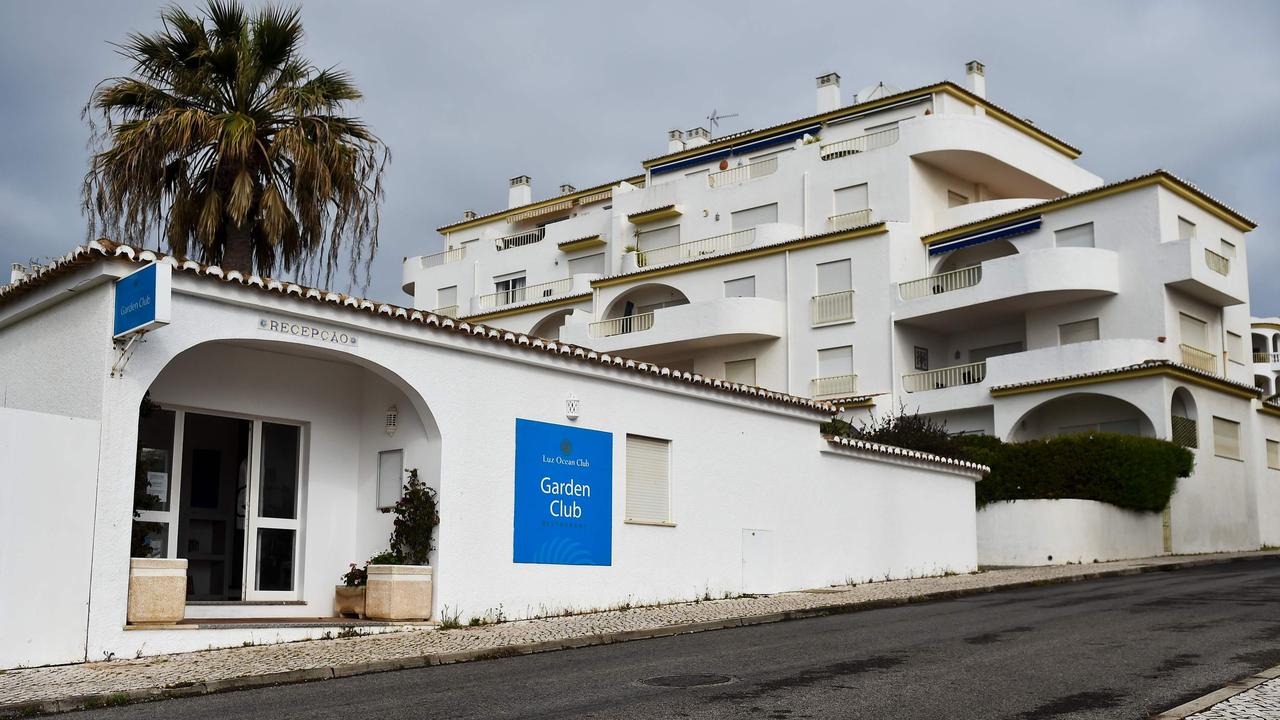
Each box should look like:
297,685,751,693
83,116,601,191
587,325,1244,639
334,585,366,618
127,558,187,625
364,564,432,621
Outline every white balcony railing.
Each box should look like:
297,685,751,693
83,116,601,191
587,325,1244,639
902,361,987,393
476,277,574,311
1204,248,1230,276
811,374,858,400
1255,352,1280,364
898,265,982,301
707,156,778,188
496,228,546,251
828,208,872,232
432,305,459,318
636,228,755,268
1179,343,1218,375
421,246,466,269
810,290,854,325
818,126,900,161
589,312,655,338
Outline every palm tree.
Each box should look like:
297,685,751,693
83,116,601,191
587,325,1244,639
83,0,389,288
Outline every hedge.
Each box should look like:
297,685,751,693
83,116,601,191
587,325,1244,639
956,432,1194,513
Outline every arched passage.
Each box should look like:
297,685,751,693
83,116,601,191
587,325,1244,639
1007,392,1155,443
602,282,690,320
932,238,1018,275
529,309,574,340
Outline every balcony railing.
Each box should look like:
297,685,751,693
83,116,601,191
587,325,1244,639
589,312,655,338
902,361,988,393
1179,343,1218,375
1255,352,1280,363
1171,415,1198,449
1204,248,1230,276
636,227,755,268
421,246,466,269
828,208,872,232
476,277,574,311
810,289,854,325
811,374,858,400
433,305,459,319
898,265,982,301
707,156,778,188
818,126,900,161
496,228,546,251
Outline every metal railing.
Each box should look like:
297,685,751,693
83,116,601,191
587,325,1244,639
707,156,779,188
1204,248,1230,276
898,265,982,300
811,374,858,399
589,312,656,338
496,228,546,251
476,277,573,311
1254,352,1280,363
902,361,988,393
1171,415,1198,449
818,126,900,160
636,228,755,268
828,208,873,231
421,246,466,268
1179,343,1218,374
433,305,459,318
810,289,855,325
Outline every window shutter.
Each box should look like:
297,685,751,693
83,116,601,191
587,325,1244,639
637,224,679,250
1213,417,1240,459
376,450,404,510
731,203,778,231
1180,314,1208,348
1268,440,1280,470
626,435,670,523
1059,318,1100,345
724,276,756,298
833,184,869,214
724,359,757,385
816,260,852,294
437,286,458,307
818,346,853,377
568,253,606,275
1055,223,1095,248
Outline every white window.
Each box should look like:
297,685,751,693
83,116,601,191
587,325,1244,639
1180,313,1208,349
724,358,757,385
724,276,756,298
636,224,679,250
625,435,671,524
1268,440,1280,470
833,183,869,214
1213,416,1240,460
1059,318,1100,345
1055,223,1095,248
493,271,526,304
818,346,854,378
816,259,852,294
1220,238,1237,259
947,190,969,208
731,203,778,231
436,286,457,309
1177,216,1197,241
376,450,404,510
1228,332,1245,365
568,253,606,276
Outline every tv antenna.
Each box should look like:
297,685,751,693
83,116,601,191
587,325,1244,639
706,108,739,137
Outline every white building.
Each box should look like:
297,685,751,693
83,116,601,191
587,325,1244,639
404,62,1280,557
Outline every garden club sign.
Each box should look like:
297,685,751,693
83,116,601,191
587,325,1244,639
513,418,613,566
113,262,171,338
257,317,359,347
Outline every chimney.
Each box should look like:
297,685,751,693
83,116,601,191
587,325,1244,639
559,183,576,195
10,263,27,285
667,129,686,153
686,127,710,148
965,60,986,99
463,209,477,221
816,72,841,113
508,175,532,208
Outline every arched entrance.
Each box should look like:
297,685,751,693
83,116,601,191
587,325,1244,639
1007,392,1155,442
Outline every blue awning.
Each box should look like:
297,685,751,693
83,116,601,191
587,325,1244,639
650,124,822,176
928,216,1042,256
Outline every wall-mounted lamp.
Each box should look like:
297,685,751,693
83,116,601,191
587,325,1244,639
565,393,580,421
385,404,399,436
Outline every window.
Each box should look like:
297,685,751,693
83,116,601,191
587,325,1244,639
1055,223,1095,248
568,253,606,276
636,224,679,250
816,259,852,294
1220,238,1237,259
1268,440,1280,470
625,435,671,524
833,183,869,214
493,272,526,304
724,276,756,298
377,450,404,510
947,190,969,208
724,359,757,385
818,346,853,378
1177,216,1197,241
436,286,457,309
1059,318,1100,345
914,346,929,371
1180,313,1208,349
731,203,778,231
1228,332,1245,365
1213,417,1240,460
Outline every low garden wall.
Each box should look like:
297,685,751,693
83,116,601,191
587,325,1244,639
977,499,1164,566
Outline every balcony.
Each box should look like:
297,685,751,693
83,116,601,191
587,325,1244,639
819,126,899,161
827,208,873,232
589,313,655,339
496,228,546,251
433,305,459,319
707,157,778,188
902,361,987,393
474,277,575,313
811,374,858,400
1204,248,1230,276
810,290,854,326
894,247,1120,331
1254,352,1280,364
1179,343,1219,375
421,246,467,269
560,297,786,355
1159,237,1246,306
636,228,755,268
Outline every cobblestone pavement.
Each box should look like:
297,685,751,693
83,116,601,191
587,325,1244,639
0,550,1274,711
1189,677,1280,719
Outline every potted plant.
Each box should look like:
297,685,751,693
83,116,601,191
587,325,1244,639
335,563,368,618
363,469,439,621
622,244,640,272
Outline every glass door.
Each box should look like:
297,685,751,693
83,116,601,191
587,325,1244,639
244,421,305,600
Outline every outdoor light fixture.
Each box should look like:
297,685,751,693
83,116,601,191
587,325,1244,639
565,393,580,421
385,404,399,436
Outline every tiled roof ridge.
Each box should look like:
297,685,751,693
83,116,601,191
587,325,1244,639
459,290,591,320
0,240,838,417
989,358,1262,396
823,434,990,475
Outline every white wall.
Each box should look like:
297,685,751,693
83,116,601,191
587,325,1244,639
977,499,1163,566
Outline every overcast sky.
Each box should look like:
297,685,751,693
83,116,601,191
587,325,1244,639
1,0,1277,311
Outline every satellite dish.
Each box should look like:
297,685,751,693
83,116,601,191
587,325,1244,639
854,82,901,104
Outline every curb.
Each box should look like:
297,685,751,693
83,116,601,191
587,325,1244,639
1,552,1275,718
1152,662,1280,719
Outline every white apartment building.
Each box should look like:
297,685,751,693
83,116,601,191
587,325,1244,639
1251,316,1280,396
404,62,1280,554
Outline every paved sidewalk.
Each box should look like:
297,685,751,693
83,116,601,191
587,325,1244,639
1189,677,1280,718
1,550,1276,717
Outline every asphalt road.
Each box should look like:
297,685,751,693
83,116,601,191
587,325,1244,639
69,558,1280,719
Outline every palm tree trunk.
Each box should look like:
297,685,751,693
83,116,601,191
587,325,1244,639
223,223,253,274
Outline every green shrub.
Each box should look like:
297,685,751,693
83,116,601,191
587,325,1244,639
823,405,964,459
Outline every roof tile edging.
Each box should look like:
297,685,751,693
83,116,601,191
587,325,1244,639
823,434,990,475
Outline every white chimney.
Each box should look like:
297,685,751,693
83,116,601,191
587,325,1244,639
686,127,710,148
667,128,685,153
965,60,986,99
10,263,27,284
559,183,576,194
816,72,841,113
508,175,532,208
463,209,477,221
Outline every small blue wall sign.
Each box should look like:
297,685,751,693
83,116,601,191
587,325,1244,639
513,418,613,566
113,262,171,338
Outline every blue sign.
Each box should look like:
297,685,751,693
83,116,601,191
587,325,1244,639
513,418,613,566
113,262,171,338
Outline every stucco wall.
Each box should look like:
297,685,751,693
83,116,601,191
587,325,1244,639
977,499,1163,566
